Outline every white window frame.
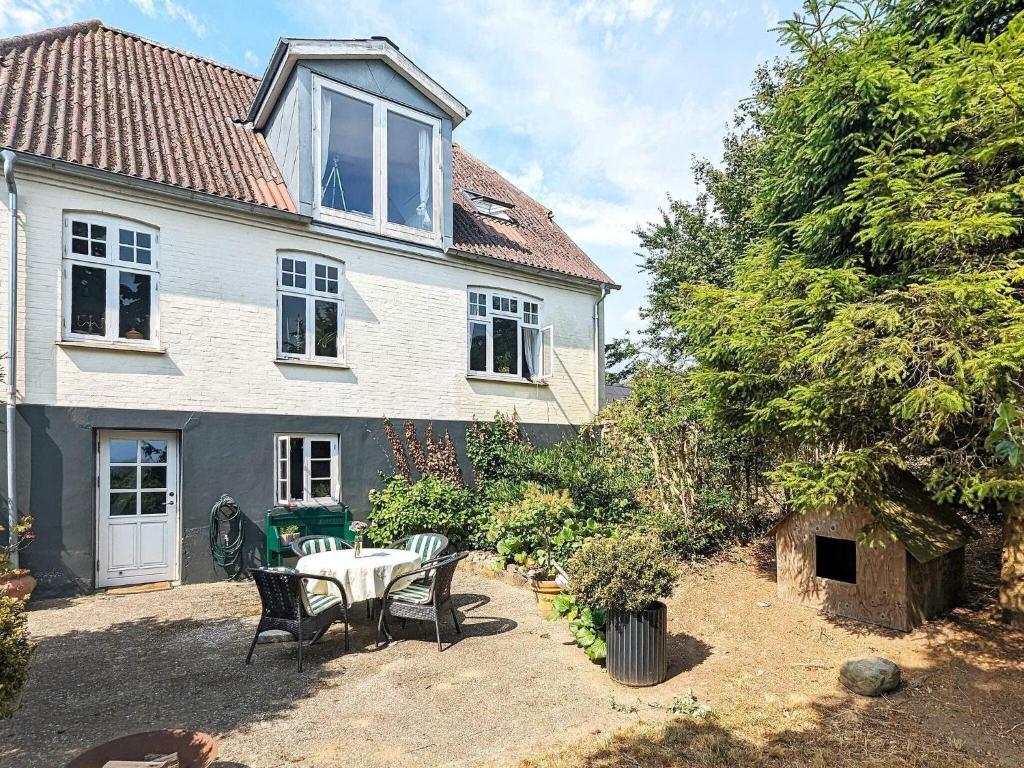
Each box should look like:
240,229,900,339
275,434,341,506
466,287,553,382
276,252,346,364
312,74,444,247
61,213,160,349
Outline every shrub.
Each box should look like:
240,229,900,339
600,367,770,559
466,412,532,485
488,485,611,573
566,533,678,613
0,595,34,719
382,418,463,486
368,475,477,546
526,430,640,523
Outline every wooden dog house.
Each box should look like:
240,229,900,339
771,473,976,631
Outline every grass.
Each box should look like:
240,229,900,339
517,696,987,768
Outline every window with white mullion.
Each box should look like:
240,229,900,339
467,288,553,381
63,214,159,345
275,434,340,505
277,253,345,363
314,75,442,245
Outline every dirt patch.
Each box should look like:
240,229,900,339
513,524,1024,767
0,573,642,768
2,528,1019,768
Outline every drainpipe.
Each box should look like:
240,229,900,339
593,283,609,416
2,150,17,569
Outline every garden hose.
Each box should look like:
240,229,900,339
209,494,244,577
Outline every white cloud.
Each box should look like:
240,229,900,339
291,0,776,339
128,0,206,37
243,49,261,70
0,0,83,37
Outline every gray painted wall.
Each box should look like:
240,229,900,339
2,405,573,597
263,59,455,249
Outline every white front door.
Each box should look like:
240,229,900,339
96,431,179,588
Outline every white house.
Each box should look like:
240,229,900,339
0,21,616,595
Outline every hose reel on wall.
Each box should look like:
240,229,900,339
209,494,245,578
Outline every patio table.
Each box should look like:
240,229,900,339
297,547,421,603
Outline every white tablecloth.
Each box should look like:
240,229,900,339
297,547,421,603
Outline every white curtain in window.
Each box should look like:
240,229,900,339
416,125,431,227
523,327,540,380
320,92,332,188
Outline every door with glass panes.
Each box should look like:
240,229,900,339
96,431,179,587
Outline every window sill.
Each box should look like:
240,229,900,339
275,357,351,370
466,373,549,387
57,340,166,355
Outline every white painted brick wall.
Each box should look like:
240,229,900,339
0,170,601,424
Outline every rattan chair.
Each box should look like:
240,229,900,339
290,534,351,558
389,532,449,563
376,551,468,652
246,567,350,672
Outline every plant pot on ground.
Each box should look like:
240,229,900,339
565,532,678,686
0,569,36,602
278,525,301,546
0,514,35,602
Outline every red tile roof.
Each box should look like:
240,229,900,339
0,20,612,285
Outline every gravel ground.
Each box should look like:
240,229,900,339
0,573,641,768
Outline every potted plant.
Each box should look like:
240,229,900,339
278,524,301,547
495,352,513,375
0,515,36,602
490,487,573,617
565,532,678,686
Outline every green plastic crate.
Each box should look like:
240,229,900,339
265,505,352,566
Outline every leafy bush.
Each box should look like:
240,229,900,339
551,593,606,663
487,485,611,573
0,595,34,719
466,412,532,485
601,368,769,558
566,533,678,613
368,475,477,546
526,430,641,524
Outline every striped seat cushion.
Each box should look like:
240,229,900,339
406,533,445,560
306,594,344,615
390,582,432,604
298,537,346,555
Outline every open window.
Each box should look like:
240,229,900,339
815,535,857,584
467,288,553,382
276,434,340,505
62,214,160,347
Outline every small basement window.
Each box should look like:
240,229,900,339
815,535,857,584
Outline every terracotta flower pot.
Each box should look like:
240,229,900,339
531,578,561,618
66,729,217,768
0,569,36,601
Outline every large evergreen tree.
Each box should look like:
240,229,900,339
631,0,1024,621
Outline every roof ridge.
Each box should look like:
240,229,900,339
0,19,259,82
0,18,100,51
94,20,260,81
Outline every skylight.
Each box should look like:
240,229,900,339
464,190,514,222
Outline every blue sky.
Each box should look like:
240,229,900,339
1,0,789,339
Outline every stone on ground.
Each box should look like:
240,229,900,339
839,656,901,696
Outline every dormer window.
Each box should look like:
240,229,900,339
464,190,514,222
314,75,442,245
